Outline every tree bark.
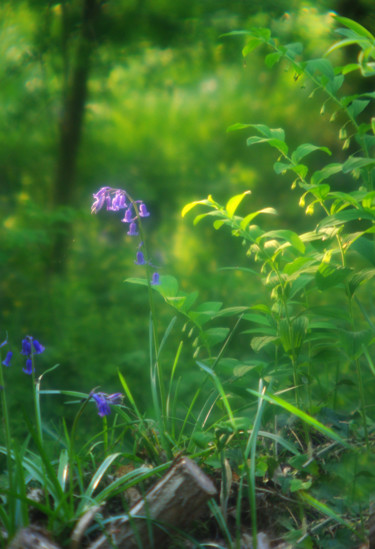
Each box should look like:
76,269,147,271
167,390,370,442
88,456,217,549
51,0,99,273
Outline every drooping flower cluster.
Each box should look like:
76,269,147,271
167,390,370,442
1,335,45,374
91,186,159,285
92,392,123,417
21,336,45,374
1,339,12,367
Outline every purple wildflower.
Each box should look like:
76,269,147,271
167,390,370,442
21,338,32,356
0,340,7,348
92,392,123,417
139,203,150,217
23,358,33,375
33,339,45,354
127,222,138,236
92,187,128,214
91,187,109,214
135,251,146,265
151,272,160,285
122,207,133,223
2,351,12,367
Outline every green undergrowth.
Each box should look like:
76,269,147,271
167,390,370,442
1,13,375,549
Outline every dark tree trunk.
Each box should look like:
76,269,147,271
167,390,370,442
51,0,99,273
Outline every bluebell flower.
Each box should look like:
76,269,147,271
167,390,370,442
91,187,110,213
151,272,160,285
92,187,128,214
2,351,12,367
139,203,150,217
21,336,45,374
127,222,138,236
135,251,146,265
92,392,123,417
23,358,33,375
33,339,45,354
0,340,7,348
122,207,133,223
21,338,32,356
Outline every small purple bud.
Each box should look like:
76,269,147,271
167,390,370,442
127,222,138,236
122,208,133,223
21,338,32,356
151,272,160,285
23,358,33,375
139,203,150,217
0,340,7,348
33,340,45,354
135,251,146,265
2,351,12,367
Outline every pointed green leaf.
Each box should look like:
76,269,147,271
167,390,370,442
348,268,375,296
240,207,277,230
311,163,342,185
334,15,375,41
342,156,375,173
226,122,252,132
247,390,348,446
261,230,305,254
226,191,251,217
316,264,352,290
291,143,331,164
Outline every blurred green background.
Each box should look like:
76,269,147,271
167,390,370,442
1,0,374,426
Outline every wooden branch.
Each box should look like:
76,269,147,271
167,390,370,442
88,456,217,549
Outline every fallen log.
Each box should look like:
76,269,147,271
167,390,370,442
88,456,217,549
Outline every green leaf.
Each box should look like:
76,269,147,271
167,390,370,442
247,390,348,446
261,230,305,254
225,191,251,217
265,52,282,67
181,196,216,217
242,38,262,56
246,136,289,154
204,327,230,346
299,491,356,530
318,208,375,228
316,264,352,290
273,161,291,174
310,163,342,185
226,122,252,132
84,453,121,499
291,143,331,164
251,336,278,352
240,207,277,230
153,275,179,298
347,99,370,118
305,58,335,80
290,478,312,492
348,268,375,296
334,15,375,41
342,156,375,173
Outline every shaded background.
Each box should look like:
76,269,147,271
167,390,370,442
1,0,374,428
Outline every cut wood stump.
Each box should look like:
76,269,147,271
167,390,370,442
7,526,62,549
88,456,217,549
